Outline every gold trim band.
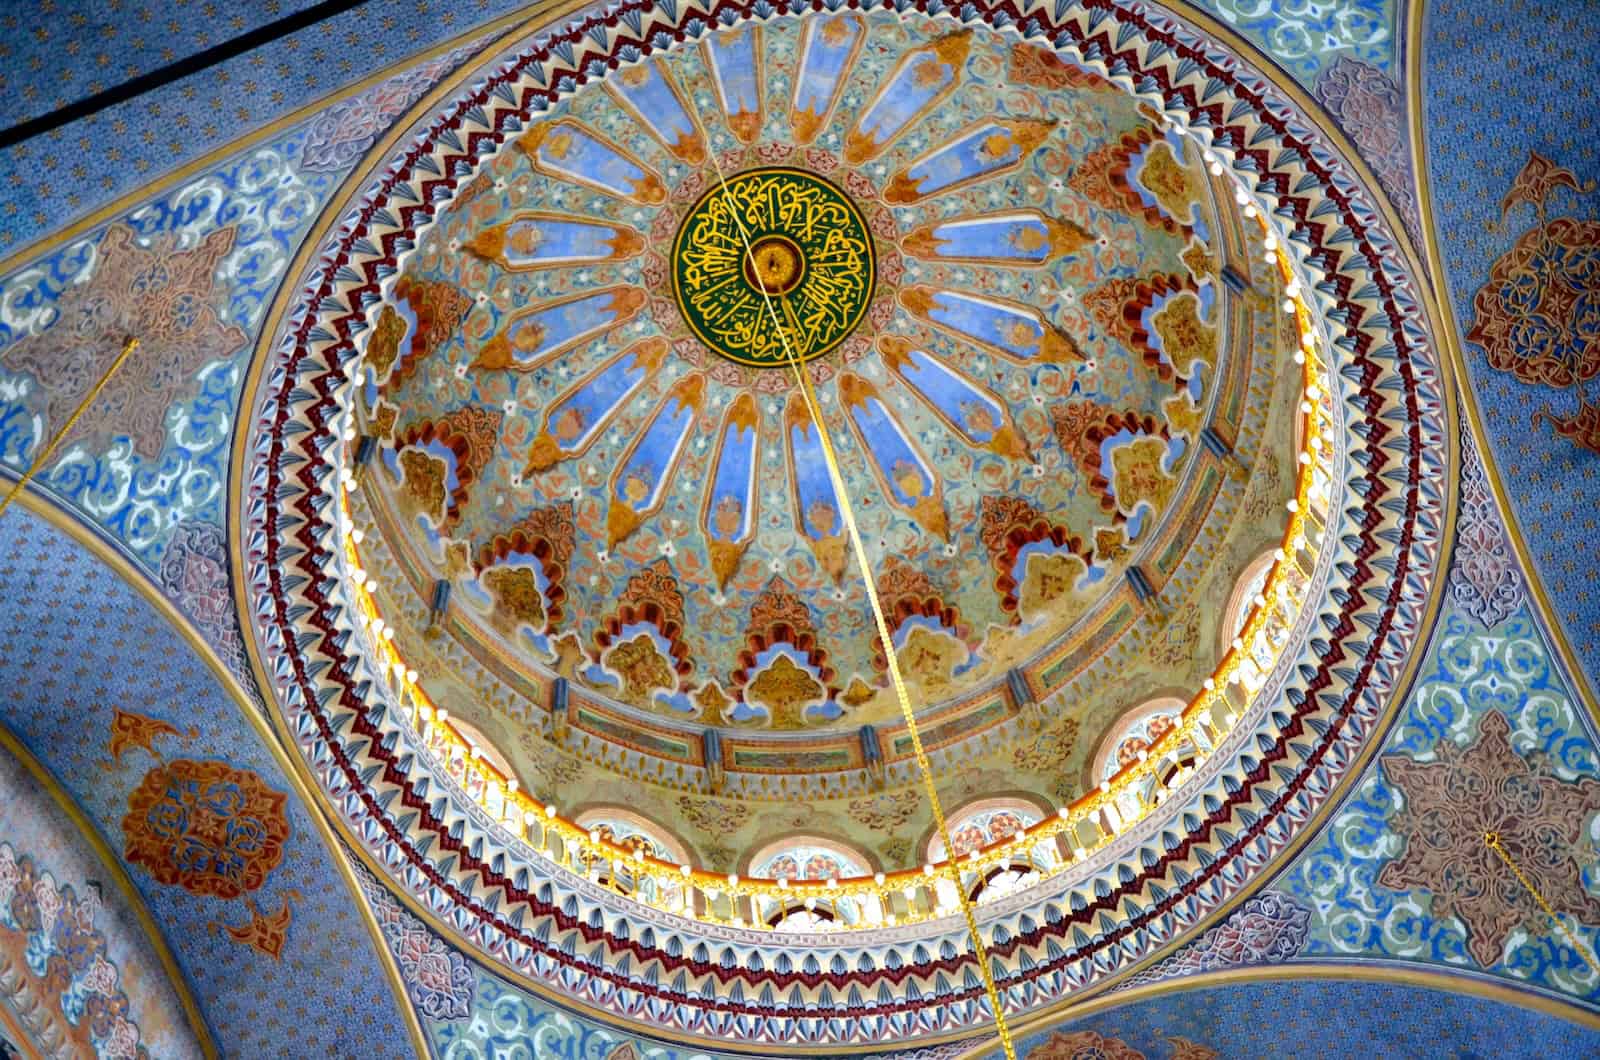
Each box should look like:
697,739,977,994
0,489,429,1060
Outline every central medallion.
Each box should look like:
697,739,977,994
673,166,875,368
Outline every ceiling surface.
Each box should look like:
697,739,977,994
1,0,1598,1056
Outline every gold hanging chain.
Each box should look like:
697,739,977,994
691,126,1017,1057
0,336,139,521
1484,830,1600,979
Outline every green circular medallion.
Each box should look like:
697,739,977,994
673,167,875,368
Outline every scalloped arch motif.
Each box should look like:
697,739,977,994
749,837,872,881
1095,698,1188,785
239,0,1446,1048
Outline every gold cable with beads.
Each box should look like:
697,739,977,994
1484,830,1600,979
692,132,1019,1059
0,336,139,521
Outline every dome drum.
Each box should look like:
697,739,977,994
239,0,1447,1047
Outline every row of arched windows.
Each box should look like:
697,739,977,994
442,551,1283,927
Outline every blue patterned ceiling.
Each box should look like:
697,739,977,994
978,975,1600,1058
0,0,1597,1055
0,503,414,1057
0,0,1401,253
0,1,331,130
0,0,533,250
1422,0,1600,706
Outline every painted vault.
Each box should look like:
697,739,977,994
0,0,1597,1057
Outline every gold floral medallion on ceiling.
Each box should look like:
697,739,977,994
672,166,875,367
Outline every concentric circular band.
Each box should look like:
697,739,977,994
237,0,1449,1049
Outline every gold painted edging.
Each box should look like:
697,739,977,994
0,718,218,1059
952,961,1600,1057
224,1,1461,1054
0,489,430,1060
0,1,539,282
1403,0,1600,723
949,0,1465,1037
0,995,45,1060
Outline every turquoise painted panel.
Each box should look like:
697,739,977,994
1279,603,1600,1005
1200,0,1399,85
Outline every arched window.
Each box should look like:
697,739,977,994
573,808,691,908
1093,698,1187,785
926,798,1042,862
1220,550,1299,693
573,808,691,865
748,837,870,882
1091,697,1194,825
1221,551,1275,648
746,837,873,931
927,798,1050,906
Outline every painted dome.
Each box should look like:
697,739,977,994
350,9,1292,785
239,0,1446,1049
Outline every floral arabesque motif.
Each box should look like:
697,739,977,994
0,128,335,570
1026,1030,1217,1060
349,857,475,1023
107,708,192,765
1281,605,1600,999
1028,1030,1144,1060
1313,55,1420,247
1451,424,1525,629
0,844,149,1059
1183,893,1309,966
300,42,486,172
1207,0,1395,83
1379,706,1600,968
1120,892,1311,988
207,892,299,960
121,759,290,900
1468,152,1600,452
0,224,245,463
158,519,257,695
394,920,476,1021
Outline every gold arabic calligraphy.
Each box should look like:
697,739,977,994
672,167,874,366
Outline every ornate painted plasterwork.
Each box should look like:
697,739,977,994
1452,424,1526,629
0,225,244,462
0,126,341,572
1424,0,1600,700
1466,153,1600,454
0,745,202,1060
1205,0,1397,83
1381,708,1600,968
299,41,492,173
1311,55,1421,249
1114,892,1311,990
672,166,876,366
1279,603,1600,1004
239,0,1445,1048
0,506,410,1056
121,758,291,902
353,11,1275,747
317,0,1322,878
